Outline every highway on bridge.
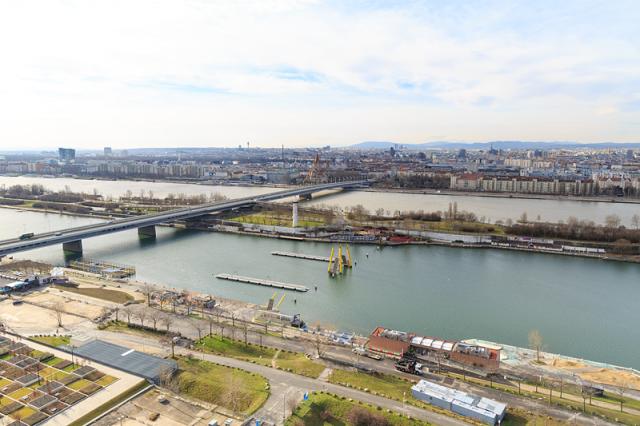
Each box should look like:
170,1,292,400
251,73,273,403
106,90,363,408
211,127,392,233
0,180,369,257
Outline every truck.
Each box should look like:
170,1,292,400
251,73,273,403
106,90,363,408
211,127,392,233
395,358,423,375
291,314,306,329
19,233,34,240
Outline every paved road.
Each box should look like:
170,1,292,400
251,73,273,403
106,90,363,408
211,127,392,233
100,312,616,425
179,348,467,426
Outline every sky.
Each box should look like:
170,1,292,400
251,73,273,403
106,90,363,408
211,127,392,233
0,0,639,150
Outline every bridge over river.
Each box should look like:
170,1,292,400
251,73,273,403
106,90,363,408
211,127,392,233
0,180,369,257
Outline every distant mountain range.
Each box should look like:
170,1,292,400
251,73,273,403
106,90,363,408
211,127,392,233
350,141,640,150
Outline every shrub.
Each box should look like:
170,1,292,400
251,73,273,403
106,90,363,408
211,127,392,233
346,407,391,426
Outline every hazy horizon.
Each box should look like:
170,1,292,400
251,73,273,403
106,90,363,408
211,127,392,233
1,0,639,150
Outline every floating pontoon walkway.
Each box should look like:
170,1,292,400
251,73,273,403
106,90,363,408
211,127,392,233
271,251,330,262
215,273,309,292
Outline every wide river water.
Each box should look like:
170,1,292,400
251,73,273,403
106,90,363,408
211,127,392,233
1,175,639,225
1,205,639,369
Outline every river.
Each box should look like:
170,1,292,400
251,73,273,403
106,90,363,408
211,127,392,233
1,207,639,369
1,175,639,225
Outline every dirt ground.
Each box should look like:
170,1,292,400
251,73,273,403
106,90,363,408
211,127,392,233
0,298,91,334
24,291,106,319
550,358,640,390
580,369,640,390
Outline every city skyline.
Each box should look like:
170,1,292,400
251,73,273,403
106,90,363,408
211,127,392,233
1,0,639,149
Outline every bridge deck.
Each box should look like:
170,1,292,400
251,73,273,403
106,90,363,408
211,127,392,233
0,180,369,257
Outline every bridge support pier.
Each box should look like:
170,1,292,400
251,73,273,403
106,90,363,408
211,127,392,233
62,240,83,255
137,225,156,239
292,201,299,228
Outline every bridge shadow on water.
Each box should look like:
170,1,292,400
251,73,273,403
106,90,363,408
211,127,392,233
137,228,200,250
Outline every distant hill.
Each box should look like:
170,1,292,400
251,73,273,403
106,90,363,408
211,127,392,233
350,141,640,150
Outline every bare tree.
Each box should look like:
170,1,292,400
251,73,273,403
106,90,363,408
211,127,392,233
314,334,325,358
222,374,243,415
605,214,621,229
53,301,65,328
149,308,163,331
122,305,134,325
160,313,174,333
113,306,120,322
287,397,299,418
134,306,148,328
141,283,154,306
157,364,176,390
207,314,216,336
528,329,544,363
519,211,528,224
190,318,205,340
615,382,628,412
632,214,640,230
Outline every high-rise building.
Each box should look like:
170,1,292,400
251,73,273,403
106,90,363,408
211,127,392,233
58,148,76,162
104,147,113,157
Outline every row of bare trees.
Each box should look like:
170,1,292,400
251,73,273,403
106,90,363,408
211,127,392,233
114,305,174,332
119,190,227,206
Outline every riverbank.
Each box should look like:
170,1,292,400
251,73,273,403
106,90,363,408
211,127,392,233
198,221,640,264
5,173,640,204
2,202,638,264
4,255,639,398
365,186,640,204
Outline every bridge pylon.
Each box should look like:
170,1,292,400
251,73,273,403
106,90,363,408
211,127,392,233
62,240,83,255
137,225,157,239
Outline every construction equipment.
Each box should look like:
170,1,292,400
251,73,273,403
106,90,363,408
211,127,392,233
266,292,277,310
304,152,324,184
291,314,306,329
327,247,334,273
395,358,423,375
327,244,354,277
274,293,286,311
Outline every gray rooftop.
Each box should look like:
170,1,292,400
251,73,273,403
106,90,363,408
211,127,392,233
72,340,177,382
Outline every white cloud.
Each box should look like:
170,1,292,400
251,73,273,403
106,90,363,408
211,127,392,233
0,0,638,149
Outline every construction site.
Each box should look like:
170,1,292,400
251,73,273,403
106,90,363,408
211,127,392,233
0,255,639,425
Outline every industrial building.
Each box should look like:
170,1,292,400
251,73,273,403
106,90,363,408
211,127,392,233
0,274,64,294
71,340,177,383
412,379,506,425
366,327,411,359
450,341,501,371
365,326,501,371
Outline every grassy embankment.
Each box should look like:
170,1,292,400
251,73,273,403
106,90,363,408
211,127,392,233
176,356,269,415
286,392,429,426
328,369,599,425
231,211,326,228
99,320,169,338
30,335,71,347
444,371,640,425
196,335,325,378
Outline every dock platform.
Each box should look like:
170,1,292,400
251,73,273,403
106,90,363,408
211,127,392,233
271,251,330,262
215,273,309,292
